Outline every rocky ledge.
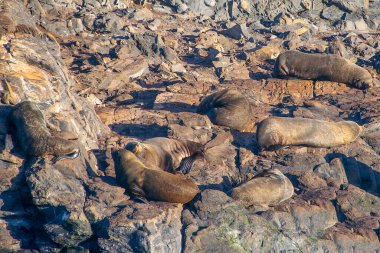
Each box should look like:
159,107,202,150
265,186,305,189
0,0,380,252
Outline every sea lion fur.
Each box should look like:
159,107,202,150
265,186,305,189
274,50,373,89
197,89,252,131
126,137,204,174
231,169,294,207
9,101,80,160
115,149,199,203
257,117,363,150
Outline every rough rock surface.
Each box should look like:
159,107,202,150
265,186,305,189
0,0,380,252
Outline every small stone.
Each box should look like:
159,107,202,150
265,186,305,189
177,3,188,13
301,0,311,10
133,9,154,21
204,0,216,7
354,18,369,31
153,5,173,14
240,0,249,10
221,23,251,40
171,63,187,73
147,19,161,31
72,18,84,33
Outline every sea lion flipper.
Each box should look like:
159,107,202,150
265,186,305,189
177,153,201,174
52,149,81,164
130,184,148,203
133,195,149,204
178,157,194,174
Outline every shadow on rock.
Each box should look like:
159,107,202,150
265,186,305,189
0,158,36,250
153,102,197,113
130,90,161,109
325,153,380,197
198,176,234,192
110,123,168,139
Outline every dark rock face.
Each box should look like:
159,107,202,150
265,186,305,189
1,0,380,252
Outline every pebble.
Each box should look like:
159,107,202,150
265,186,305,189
204,0,216,7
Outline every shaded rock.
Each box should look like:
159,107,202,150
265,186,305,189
25,157,92,247
221,23,251,40
98,202,183,253
330,0,369,12
84,177,130,224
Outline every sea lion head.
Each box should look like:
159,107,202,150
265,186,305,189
354,77,373,90
353,70,373,90
343,121,364,140
125,141,143,154
115,149,145,187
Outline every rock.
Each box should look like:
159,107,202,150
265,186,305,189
84,177,130,224
321,6,345,21
147,19,162,31
221,23,251,40
25,157,92,247
99,56,149,90
132,8,154,21
330,0,369,12
153,92,198,112
171,62,187,73
247,46,280,61
176,3,188,13
3,0,380,251
97,202,183,252
240,0,249,11
204,0,216,7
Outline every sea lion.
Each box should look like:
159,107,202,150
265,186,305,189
231,169,294,208
274,50,373,89
9,101,80,160
115,149,199,203
257,117,363,150
126,137,204,174
197,89,252,131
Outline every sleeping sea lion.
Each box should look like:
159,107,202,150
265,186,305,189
126,137,204,174
197,89,252,131
9,101,80,161
257,116,363,150
274,50,373,89
115,149,199,203
231,169,294,208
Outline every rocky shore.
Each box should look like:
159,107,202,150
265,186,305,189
0,0,380,252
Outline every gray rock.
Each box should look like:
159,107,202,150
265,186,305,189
204,0,215,7
176,3,188,13
330,0,369,13
147,19,162,31
97,202,183,253
132,8,154,21
221,23,251,40
321,6,345,21
25,157,92,247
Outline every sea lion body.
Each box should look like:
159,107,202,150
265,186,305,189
197,89,251,131
257,117,362,150
126,137,204,173
231,169,294,207
274,50,373,89
10,101,80,158
115,150,199,203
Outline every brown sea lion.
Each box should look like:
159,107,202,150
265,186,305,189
274,50,373,89
231,169,294,208
9,101,80,161
257,117,363,150
197,89,252,131
115,149,199,204
126,137,204,174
